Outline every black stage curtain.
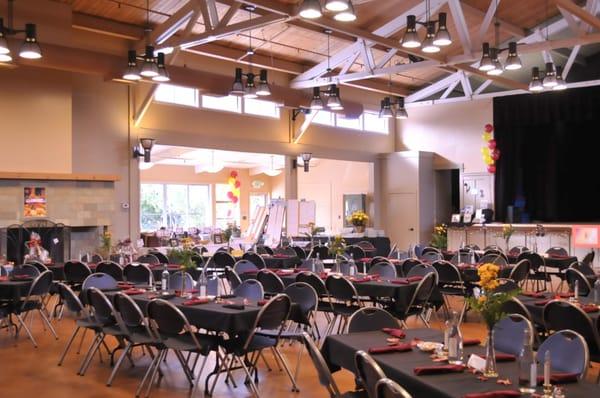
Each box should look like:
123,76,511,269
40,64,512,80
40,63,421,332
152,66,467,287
494,86,600,222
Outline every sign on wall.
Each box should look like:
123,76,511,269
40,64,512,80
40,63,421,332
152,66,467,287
24,187,47,217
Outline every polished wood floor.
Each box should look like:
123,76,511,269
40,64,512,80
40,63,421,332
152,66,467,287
0,298,596,398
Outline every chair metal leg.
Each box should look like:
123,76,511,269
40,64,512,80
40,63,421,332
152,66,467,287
136,349,162,398
173,349,194,387
80,334,105,376
236,354,260,397
38,309,58,339
76,328,88,354
78,334,102,375
209,353,231,396
144,349,166,398
273,346,300,392
58,326,81,366
107,342,132,386
15,314,37,348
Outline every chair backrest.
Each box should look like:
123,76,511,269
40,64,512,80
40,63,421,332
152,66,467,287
169,271,195,291
257,269,285,295
375,378,413,398
543,300,600,358
483,245,502,252
546,247,568,256
421,246,440,255
233,259,259,275
508,259,530,284
582,251,595,266
508,246,529,257
449,250,476,266
406,264,436,279
81,253,103,263
123,263,153,284
56,282,87,316
296,271,328,297
491,278,519,293
400,258,423,277
233,279,264,300
291,245,307,259
302,332,342,397
479,254,508,266
536,329,589,378
26,260,48,273
284,282,318,323
569,261,595,277
136,253,160,265
26,270,54,298
501,297,534,323
355,350,387,398
406,272,437,311
242,294,291,351
565,268,592,296
464,244,480,251
345,245,366,260
64,260,93,284
368,261,397,279
493,314,534,356
224,266,242,290
256,245,274,255
149,251,169,264
192,245,208,254
241,252,266,269
12,264,41,278
347,307,398,333
432,260,462,284
420,251,442,263
356,240,376,251
309,245,330,260
517,251,545,270
211,251,236,269
87,287,116,326
113,292,153,337
82,272,118,291
274,246,297,257
147,298,201,349
326,275,360,304
95,261,124,281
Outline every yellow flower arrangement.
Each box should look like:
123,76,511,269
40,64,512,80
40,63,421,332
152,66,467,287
180,237,194,250
431,223,448,249
347,210,369,227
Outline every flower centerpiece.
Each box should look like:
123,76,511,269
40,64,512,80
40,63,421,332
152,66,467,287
467,263,519,378
303,222,325,247
347,210,369,233
223,222,241,244
502,224,515,252
430,223,448,250
328,235,347,273
168,237,197,272
98,231,112,259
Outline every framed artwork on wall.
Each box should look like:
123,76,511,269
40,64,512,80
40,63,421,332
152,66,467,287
24,187,47,218
343,194,366,227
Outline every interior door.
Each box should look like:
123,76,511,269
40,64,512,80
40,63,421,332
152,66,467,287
386,193,418,250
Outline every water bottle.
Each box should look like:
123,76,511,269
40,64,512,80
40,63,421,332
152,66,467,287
407,244,414,259
348,253,357,276
594,279,600,304
161,264,169,291
572,279,579,302
518,328,536,394
443,319,451,354
470,250,476,265
447,311,463,365
198,271,208,297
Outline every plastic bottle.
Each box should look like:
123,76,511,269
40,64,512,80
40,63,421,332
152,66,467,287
198,271,207,297
161,264,169,291
518,328,536,394
447,311,464,365
348,253,357,276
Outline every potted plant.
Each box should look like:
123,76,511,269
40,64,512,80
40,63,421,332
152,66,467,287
502,224,515,252
430,223,448,250
303,222,325,248
347,210,369,234
98,231,112,259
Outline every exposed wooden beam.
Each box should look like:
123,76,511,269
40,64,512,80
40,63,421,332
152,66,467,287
474,0,502,49
459,71,472,96
216,2,242,28
406,73,460,103
149,1,197,45
563,44,581,78
293,111,318,144
473,79,492,95
440,78,461,99
458,64,529,91
552,0,600,32
460,2,527,38
447,0,473,55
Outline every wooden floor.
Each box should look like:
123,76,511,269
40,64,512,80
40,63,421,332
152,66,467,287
0,299,595,398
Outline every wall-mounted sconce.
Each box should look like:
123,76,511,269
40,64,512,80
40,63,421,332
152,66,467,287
133,138,156,162
292,107,312,121
301,152,312,172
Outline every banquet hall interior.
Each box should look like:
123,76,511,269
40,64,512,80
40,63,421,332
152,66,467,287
2,0,600,397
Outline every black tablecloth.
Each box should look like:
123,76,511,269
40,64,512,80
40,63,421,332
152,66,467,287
518,294,600,330
0,280,32,312
322,329,600,398
304,237,391,258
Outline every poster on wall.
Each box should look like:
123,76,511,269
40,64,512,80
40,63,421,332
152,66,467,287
24,187,47,217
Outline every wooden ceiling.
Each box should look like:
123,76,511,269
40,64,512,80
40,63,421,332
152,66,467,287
51,0,571,92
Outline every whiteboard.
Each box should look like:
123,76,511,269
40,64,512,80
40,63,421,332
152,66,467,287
298,200,316,235
287,200,299,237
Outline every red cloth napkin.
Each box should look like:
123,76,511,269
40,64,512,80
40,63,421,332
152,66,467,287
174,289,199,295
183,297,210,306
350,276,373,283
559,292,574,298
273,254,291,259
257,299,268,306
391,278,409,285
382,328,406,338
536,373,579,385
548,254,570,259
522,292,545,298
484,352,516,362
123,288,146,295
275,270,294,276
414,364,465,376
463,338,481,346
534,299,551,306
407,276,423,282
580,304,599,313
11,274,32,280
368,343,412,354
0,276,8,281
463,390,521,398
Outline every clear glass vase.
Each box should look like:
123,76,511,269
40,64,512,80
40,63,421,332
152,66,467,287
484,327,498,378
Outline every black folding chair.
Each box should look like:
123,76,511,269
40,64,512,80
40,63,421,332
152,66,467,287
95,261,124,281
136,254,160,265
518,252,548,292
375,378,412,398
257,269,285,296
386,272,437,328
355,350,386,398
242,252,266,269
347,307,398,333
64,260,92,289
325,275,362,335
123,263,154,285
565,268,592,296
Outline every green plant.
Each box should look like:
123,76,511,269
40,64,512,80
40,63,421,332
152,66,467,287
328,235,346,257
302,222,325,239
430,223,448,249
167,247,195,270
347,210,369,227
223,222,241,242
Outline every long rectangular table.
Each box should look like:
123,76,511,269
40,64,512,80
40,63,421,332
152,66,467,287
322,329,600,398
517,294,600,330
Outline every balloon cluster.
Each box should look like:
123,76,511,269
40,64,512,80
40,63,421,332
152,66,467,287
226,170,241,204
481,123,500,174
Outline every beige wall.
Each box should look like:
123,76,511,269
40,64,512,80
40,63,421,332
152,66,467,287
297,158,374,233
397,99,493,173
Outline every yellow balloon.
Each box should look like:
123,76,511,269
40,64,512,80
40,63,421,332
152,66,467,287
233,188,240,197
483,132,492,141
480,147,487,154
228,177,236,186
485,158,494,166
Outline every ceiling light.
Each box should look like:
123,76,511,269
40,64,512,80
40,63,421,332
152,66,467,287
553,66,566,90
478,43,495,72
529,67,543,92
140,46,159,77
326,84,342,108
421,22,440,53
256,69,271,96
401,15,421,48
0,53,11,62
299,0,322,19
122,50,141,81
19,24,42,59
486,48,503,75
325,0,349,12
379,98,393,118
0,20,9,55
263,155,282,176
301,152,312,172
244,72,258,99
152,52,170,82
156,46,174,55
504,41,522,70
310,87,324,110
396,97,408,119
133,138,156,162
542,62,557,88
433,12,451,46
333,3,356,22
231,67,245,95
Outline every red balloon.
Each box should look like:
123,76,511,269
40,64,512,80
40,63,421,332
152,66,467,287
234,180,241,188
232,196,239,204
227,191,234,199
230,170,238,178
485,124,494,133
487,165,496,174
488,139,497,149
491,149,501,161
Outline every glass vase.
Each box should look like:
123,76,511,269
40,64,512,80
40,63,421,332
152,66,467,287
484,327,498,378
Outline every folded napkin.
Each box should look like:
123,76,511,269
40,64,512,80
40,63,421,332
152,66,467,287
11,274,32,280
167,264,182,270
580,304,599,313
536,373,579,385
273,254,291,259
463,338,481,346
350,276,373,283
548,254,570,259
0,276,8,281
359,257,372,263
257,299,268,306
559,292,574,298
183,297,210,306
522,292,546,298
534,299,551,306
463,390,521,398
391,278,409,285
407,276,424,282
123,288,146,295
223,303,245,310
368,343,412,354
382,328,406,339
413,364,466,376
485,352,516,362
174,289,199,295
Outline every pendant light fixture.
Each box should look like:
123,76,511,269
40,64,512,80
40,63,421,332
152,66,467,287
528,67,544,92
479,0,521,74
229,6,270,98
310,30,343,111
299,0,356,21
542,62,557,88
0,0,43,63
504,42,522,70
401,0,451,51
325,0,350,12
553,66,566,90
379,69,408,119
299,0,322,19
263,155,282,177
122,1,169,82
334,2,356,21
